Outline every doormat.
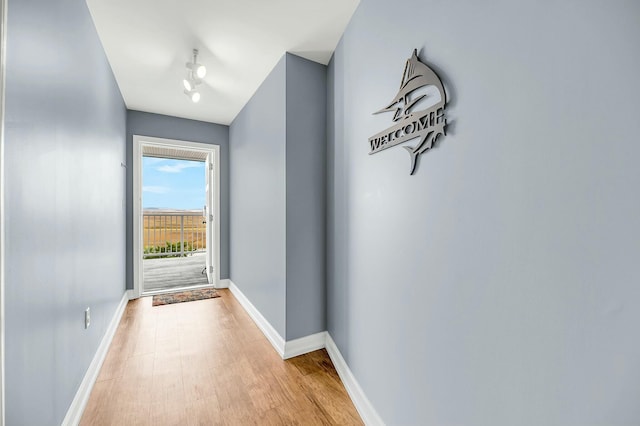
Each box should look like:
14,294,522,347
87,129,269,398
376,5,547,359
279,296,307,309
152,288,220,306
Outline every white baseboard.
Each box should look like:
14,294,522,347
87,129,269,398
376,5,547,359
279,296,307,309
227,281,327,360
227,281,383,425
325,334,385,426
283,331,327,359
62,291,129,426
126,289,135,300
228,281,285,357
217,278,230,289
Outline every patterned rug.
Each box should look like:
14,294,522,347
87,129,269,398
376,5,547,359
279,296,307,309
152,288,220,306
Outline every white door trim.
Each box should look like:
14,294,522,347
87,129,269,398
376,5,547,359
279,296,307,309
204,151,214,284
132,135,220,299
0,0,8,421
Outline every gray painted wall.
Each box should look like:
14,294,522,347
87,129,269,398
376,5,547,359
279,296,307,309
327,0,640,425
285,54,326,340
230,56,287,337
4,0,127,422
125,110,230,289
230,54,327,341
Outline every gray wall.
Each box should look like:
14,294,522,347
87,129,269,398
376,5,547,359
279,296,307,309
4,0,127,422
126,110,230,289
230,56,287,337
230,54,327,341
285,54,326,340
327,0,640,425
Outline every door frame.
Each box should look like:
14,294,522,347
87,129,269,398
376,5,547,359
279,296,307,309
0,0,8,421
132,135,220,299
204,152,214,284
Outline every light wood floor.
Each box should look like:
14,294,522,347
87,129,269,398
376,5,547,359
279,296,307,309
81,289,363,425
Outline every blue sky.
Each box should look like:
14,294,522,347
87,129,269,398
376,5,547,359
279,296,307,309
142,157,205,210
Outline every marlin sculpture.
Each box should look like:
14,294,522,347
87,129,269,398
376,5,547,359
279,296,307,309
368,50,447,175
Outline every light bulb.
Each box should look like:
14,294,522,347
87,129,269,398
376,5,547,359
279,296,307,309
187,62,207,79
184,89,200,103
195,64,206,79
183,79,192,91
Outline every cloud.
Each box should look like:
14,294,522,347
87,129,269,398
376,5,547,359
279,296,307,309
143,157,169,165
156,162,204,173
143,186,170,194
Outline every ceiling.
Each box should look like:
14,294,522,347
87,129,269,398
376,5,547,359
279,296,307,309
86,0,360,125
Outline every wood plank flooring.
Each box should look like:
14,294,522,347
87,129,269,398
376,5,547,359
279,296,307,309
143,253,209,291
81,289,363,425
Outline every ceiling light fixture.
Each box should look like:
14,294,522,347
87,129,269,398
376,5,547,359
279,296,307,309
187,61,207,79
184,89,201,103
183,49,206,102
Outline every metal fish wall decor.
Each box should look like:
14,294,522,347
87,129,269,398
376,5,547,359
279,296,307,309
369,50,448,175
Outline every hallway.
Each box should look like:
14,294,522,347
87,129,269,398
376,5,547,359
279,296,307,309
80,290,362,425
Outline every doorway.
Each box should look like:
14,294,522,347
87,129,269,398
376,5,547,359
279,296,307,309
132,136,220,298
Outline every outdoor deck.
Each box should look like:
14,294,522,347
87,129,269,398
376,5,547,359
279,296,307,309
143,252,209,292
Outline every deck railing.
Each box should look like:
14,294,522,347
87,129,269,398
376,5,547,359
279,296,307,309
143,210,206,259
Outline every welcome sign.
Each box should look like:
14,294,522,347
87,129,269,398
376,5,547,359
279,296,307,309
369,50,448,175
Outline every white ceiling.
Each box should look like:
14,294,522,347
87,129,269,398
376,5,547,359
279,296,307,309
86,0,360,125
